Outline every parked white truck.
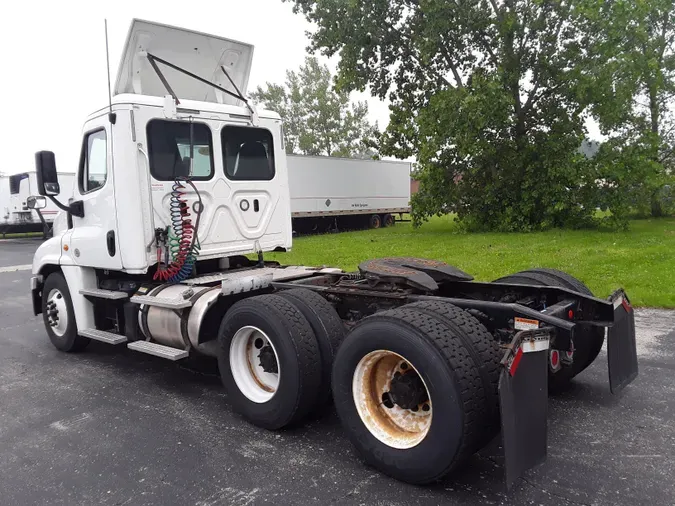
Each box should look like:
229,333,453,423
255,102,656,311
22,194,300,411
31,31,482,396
28,19,638,489
0,171,74,236
287,154,411,233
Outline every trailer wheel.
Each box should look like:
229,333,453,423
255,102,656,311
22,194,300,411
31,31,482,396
277,288,345,410
403,301,501,449
217,294,322,429
382,214,395,227
332,307,482,484
368,214,382,229
494,268,605,387
42,272,90,352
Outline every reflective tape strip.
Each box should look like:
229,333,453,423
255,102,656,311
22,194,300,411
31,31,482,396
509,347,524,376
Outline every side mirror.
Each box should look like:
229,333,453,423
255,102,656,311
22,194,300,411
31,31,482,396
35,151,60,196
27,196,47,210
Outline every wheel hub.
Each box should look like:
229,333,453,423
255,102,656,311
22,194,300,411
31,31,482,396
258,345,279,374
46,289,68,337
352,350,433,449
229,326,281,403
387,371,429,410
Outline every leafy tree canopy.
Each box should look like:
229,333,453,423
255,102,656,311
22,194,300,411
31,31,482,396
287,0,597,231
580,0,675,221
251,56,379,158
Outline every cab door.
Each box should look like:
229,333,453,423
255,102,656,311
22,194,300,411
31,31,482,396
69,115,122,270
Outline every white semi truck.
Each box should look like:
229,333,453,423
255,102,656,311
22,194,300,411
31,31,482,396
287,154,411,233
28,19,638,488
0,171,74,236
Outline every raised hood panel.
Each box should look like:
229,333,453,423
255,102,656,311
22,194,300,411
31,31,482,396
114,19,254,105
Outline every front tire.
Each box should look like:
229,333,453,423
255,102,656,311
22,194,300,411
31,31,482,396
217,294,322,429
42,272,90,352
332,307,483,484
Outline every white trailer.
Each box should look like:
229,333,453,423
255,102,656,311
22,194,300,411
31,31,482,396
287,155,411,232
0,171,74,236
27,19,638,491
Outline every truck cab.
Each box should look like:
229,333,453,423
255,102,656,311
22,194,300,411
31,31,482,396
33,19,292,278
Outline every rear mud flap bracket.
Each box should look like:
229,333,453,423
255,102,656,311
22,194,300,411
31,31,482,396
499,329,550,489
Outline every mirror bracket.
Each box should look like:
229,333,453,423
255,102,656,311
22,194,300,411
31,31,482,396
47,196,84,219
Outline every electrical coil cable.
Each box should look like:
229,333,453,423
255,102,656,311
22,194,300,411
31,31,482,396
154,119,203,283
153,177,202,283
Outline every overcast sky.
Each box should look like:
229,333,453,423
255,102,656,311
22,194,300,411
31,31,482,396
0,1,601,175
0,0,391,175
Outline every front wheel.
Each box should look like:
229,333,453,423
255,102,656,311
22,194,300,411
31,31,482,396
42,272,90,352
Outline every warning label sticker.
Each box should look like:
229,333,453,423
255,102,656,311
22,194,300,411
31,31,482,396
514,317,540,331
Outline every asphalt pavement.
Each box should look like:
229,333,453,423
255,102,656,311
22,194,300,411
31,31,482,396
1,238,674,505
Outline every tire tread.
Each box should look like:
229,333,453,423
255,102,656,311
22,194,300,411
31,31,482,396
403,301,501,448
350,307,484,482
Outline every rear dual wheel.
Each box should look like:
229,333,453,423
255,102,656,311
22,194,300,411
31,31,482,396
493,268,605,390
332,304,500,484
217,290,344,429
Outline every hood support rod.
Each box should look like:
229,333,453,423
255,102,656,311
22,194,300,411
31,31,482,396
146,53,248,108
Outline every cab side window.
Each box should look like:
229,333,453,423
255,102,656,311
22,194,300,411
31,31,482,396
79,129,108,193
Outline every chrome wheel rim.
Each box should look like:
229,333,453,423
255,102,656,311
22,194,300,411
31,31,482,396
46,288,68,337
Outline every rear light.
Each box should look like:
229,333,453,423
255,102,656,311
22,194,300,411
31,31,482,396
549,350,561,372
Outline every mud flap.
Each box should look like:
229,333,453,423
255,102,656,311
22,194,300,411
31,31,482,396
607,290,638,394
499,330,550,489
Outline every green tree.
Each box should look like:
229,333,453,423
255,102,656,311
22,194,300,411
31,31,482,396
287,0,597,231
580,0,675,220
250,56,379,158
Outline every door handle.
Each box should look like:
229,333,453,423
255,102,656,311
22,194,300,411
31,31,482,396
253,199,260,212
106,230,116,257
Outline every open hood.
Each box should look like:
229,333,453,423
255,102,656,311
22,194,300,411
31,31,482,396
114,19,254,105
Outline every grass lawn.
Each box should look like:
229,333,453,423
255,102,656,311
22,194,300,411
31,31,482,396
267,216,675,308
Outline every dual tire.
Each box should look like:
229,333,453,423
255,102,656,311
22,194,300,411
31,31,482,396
493,268,605,390
217,289,344,429
219,293,499,484
331,302,501,484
